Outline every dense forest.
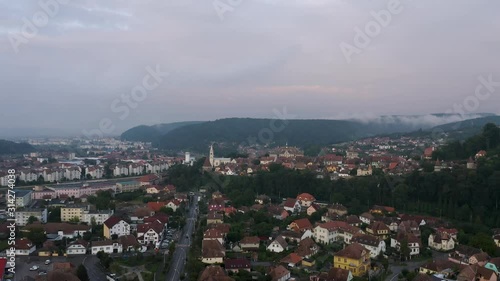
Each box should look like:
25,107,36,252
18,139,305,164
156,117,474,153
0,139,35,155
167,124,500,231
120,121,203,142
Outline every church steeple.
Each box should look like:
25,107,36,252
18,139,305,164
209,144,214,167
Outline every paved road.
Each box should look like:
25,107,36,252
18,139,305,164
83,255,108,281
165,194,198,281
385,250,449,281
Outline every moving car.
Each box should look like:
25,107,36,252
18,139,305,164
45,259,51,265
29,266,39,271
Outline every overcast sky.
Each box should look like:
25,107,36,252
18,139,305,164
1,0,499,137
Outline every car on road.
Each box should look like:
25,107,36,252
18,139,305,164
39,270,47,276
45,259,51,265
29,266,39,271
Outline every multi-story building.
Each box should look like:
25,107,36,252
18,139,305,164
103,217,130,239
15,190,32,208
82,210,114,225
116,181,141,193
61,205,87,222
334,243,371,277
314,221,363,245
15,208,48,226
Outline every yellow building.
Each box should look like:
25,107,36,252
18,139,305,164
334,243,371,277
61,206,86,222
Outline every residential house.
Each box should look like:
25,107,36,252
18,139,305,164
391,231,421,258
283,198,301,213
350,233,386,258
66,240,88,255
15,238,36,256
204,229,225,245
165,199,182,212
314,221,362,245
346,215,362,227
310,268,353,281
469,252,490,266
269,265,291,281
119,235,141,252
307,204,322,216
449,245,482,264
209,198,225,212
137,220,164,246
288,218,312,233
281,252,303,268
295,237,319,259
359,212,374,225
328,204,348,217
429,232,455,251
268,236,288,253
240,236,260,251
198,265,234,281
202,240,225,264
103,216,130,239
419,259,457,277
366,221,390,240
297,193,316,207
334,243,371,277
225,258,251,273
207,211,224,224
91,240,123,255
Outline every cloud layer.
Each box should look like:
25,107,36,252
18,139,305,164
1,0,499,137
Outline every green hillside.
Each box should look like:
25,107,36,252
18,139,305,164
0,140,35,155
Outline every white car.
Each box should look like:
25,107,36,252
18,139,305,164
45,260,51,265
29,266,39,271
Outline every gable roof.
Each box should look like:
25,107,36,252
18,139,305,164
335,243,368,260
104,216,125,228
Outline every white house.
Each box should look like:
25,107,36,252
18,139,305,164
137,221,164,246
428,233,455,251
313,221,362,245
283,198,301,213
350,234,386,258
15,239,36,256
91,240,123,255
103,217,131,239
66,240,88,255
267,236,288,253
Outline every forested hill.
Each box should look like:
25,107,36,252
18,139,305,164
433,122,500,160
120,121,203,142
156,117,479,152
0,139,35,155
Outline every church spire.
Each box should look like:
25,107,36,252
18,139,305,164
209,144,214,167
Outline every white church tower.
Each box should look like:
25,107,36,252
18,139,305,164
209,144,214,167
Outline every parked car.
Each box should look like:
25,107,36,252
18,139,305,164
45,260,51,265
29,266,39,271
39,270,47,276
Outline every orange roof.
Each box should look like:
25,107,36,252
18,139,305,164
281,252,303,265
297,193,315,202
147,201,167,212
